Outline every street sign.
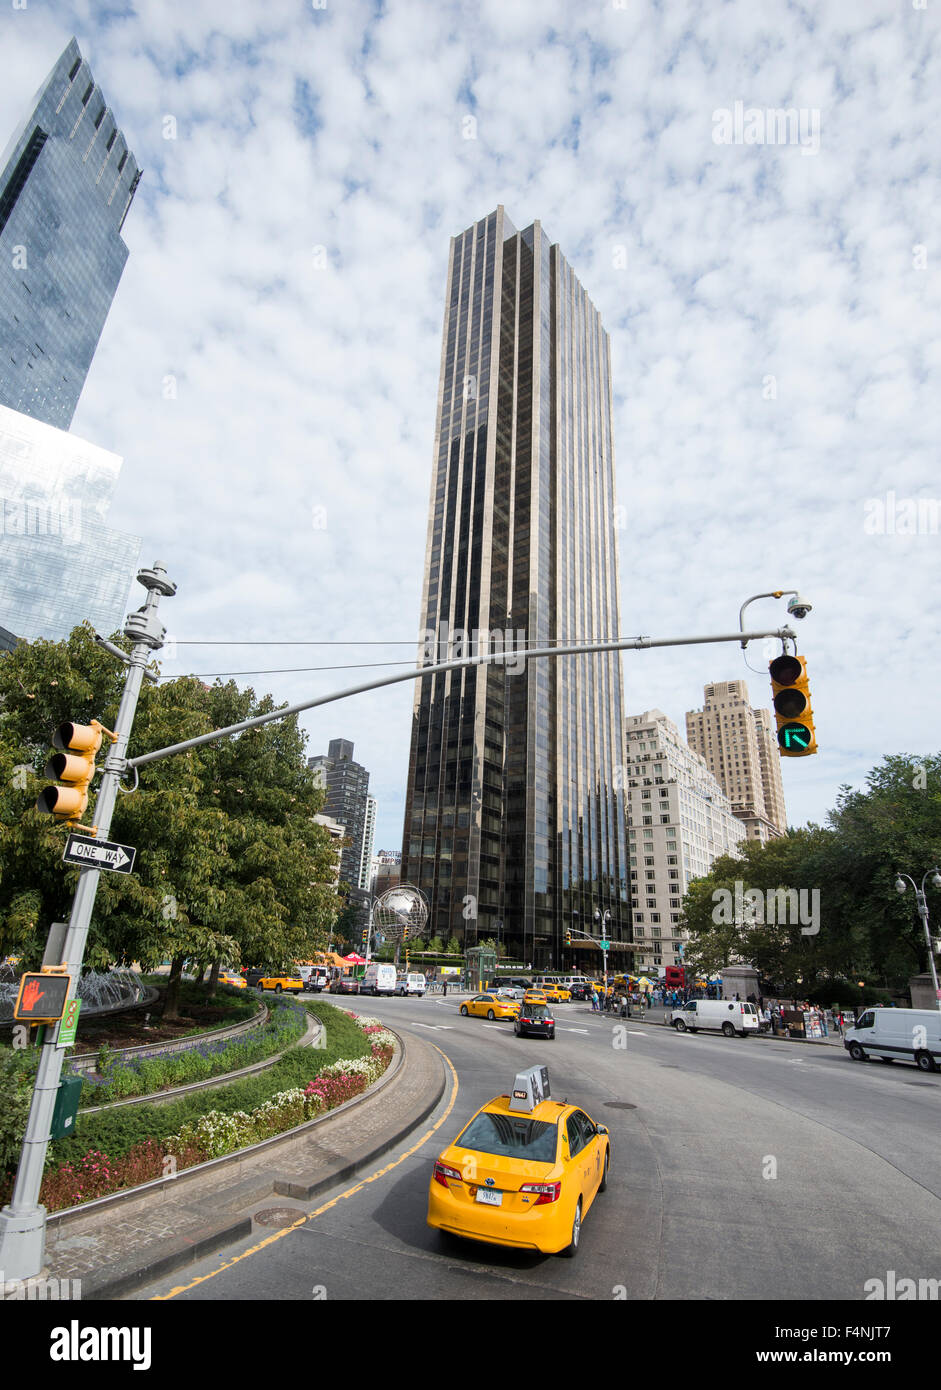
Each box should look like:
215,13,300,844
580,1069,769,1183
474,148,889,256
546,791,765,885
63,833,136,874
599,940,610,949
56,998,82,1049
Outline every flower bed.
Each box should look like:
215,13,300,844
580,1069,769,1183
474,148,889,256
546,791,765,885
4,1009,395,1214
72,998,306,1107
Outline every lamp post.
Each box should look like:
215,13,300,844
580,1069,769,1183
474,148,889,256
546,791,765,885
895,869,941,1012
594,908,612,996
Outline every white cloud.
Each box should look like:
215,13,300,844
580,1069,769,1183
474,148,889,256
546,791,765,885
0,0,937,854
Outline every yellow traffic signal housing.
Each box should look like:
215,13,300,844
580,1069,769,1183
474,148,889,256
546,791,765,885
769,655,817,757
36,720,105,823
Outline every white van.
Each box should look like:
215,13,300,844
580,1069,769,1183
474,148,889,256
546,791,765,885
395,972,427,997
361,962,397,996
844,1007,941,1072
671,999,759,1037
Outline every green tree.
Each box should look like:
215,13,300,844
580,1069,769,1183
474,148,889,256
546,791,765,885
0,627,342,1015
680,753,941,995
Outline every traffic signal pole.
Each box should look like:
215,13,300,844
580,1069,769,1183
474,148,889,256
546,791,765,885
0,587,802,1281
0,564,175,1282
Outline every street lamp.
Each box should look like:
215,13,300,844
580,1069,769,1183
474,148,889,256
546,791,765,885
894,869,941,1013
594,908,612,995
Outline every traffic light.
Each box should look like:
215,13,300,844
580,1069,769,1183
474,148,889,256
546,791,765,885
14,968,72,1022
769,654,817,757
565,929,572,946
36,720,105,823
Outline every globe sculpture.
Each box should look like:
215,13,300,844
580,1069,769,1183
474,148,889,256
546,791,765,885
372,884,429,942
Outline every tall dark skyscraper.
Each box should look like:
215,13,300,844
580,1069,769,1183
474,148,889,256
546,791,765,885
0,39,141,644
401,207,630,972
0,37,141,429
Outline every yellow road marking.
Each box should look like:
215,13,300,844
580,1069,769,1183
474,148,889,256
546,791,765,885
153,1042,459,1299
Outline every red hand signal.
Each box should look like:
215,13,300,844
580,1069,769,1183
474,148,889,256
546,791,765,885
22,979,46,1011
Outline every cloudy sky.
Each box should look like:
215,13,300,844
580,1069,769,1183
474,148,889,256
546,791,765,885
1,0,937,854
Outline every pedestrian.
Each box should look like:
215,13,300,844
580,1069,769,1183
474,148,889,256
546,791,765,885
442,979,448,997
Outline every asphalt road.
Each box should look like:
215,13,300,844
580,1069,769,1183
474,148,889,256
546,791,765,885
131,994,941,1303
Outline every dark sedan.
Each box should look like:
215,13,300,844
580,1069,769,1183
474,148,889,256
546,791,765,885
514,1002,556,1039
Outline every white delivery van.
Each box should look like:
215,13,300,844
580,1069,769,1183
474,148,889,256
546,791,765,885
395,972,426,996
361,962,397,996
844,1007,941,1072
671,999,759,1037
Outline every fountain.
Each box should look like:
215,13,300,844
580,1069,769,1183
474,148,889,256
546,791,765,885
0,962,152,1026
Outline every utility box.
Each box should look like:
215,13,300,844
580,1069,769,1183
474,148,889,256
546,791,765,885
50,1074,83,1139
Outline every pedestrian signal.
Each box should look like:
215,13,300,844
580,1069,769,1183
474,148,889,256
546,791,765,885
14,969,72,1022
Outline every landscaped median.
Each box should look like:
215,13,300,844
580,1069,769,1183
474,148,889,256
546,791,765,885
0,1004,397,1214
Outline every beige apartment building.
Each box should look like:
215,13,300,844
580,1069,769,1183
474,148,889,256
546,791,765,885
625,710,746,974
685,680,787,844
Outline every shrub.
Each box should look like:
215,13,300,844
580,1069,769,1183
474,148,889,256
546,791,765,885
0,1046,35,1173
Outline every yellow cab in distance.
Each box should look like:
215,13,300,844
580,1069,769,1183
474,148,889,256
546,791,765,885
217,970,247,990
522,989,548,1006
542,984,571,1003
461,993,520,1021
427,1065,610,1256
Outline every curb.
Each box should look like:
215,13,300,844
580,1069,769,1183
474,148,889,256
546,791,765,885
46,1024,448,1300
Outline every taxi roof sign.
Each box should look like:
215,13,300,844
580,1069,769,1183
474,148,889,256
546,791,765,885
509,1064,550,1113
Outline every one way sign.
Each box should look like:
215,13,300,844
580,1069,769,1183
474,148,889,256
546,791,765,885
63,833,137,875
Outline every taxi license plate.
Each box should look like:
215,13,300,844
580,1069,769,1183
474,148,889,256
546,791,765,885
475,1188,503,1206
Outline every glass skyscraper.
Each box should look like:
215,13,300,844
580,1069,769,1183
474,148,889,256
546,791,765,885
0,37,141,429
401,207,630,972
0,404,140,642
0,39,141,644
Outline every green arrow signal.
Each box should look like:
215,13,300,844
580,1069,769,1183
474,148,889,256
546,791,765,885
779,723,811,749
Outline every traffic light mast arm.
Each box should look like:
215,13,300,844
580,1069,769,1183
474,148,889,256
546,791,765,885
127,625,799,771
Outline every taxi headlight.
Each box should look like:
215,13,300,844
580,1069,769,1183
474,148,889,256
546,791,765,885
520,1181,561,1206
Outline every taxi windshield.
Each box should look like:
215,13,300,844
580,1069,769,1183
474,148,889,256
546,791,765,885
457,1112,558,1163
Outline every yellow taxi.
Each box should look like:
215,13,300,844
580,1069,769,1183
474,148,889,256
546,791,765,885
460,993,520,1021
522,989,548,1007
542,984,571,1004
218,970,247,990
427,1066,610,1256
257,973,304,994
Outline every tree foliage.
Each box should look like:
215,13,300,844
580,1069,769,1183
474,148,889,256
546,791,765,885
0,625,341,977
680,753,941,993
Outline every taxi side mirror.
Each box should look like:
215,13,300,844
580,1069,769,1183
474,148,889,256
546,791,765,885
596,1125,609,1136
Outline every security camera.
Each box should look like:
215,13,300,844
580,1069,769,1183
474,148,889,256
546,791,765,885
787,594,812,620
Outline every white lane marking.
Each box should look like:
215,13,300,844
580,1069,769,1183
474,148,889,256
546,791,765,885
562,1027,590,1034
411,1022,454,1030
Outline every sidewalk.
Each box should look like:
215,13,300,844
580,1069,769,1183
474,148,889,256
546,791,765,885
39,1026,447,1300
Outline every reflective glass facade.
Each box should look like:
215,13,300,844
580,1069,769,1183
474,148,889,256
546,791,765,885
0,38,140,430
0,403,140,642
402,208,630,970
